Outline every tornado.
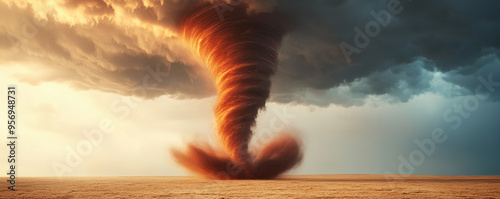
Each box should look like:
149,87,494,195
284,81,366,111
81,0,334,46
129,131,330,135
171,2,302,179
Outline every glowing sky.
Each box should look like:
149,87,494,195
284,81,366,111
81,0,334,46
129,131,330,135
1,0,499,177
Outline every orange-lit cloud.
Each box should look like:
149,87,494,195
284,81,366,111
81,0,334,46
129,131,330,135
1,0,213,99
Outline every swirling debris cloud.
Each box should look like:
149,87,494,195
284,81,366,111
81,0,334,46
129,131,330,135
171,2,303,179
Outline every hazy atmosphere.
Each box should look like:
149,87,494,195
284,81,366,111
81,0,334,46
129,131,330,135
1,0,499,179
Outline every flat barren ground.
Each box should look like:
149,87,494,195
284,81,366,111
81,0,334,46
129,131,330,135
1,175,499,198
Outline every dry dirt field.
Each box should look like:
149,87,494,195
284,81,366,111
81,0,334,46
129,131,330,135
1,175,499,198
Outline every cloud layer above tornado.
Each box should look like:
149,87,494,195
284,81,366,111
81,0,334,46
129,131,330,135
1,0,500,106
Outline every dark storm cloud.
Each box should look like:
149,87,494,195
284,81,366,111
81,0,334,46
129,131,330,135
1,0,499,105
270,0,500,105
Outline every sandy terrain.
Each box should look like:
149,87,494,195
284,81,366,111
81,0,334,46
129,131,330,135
1,175,499,198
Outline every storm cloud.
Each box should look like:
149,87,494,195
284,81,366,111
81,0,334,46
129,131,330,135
1,0,499,106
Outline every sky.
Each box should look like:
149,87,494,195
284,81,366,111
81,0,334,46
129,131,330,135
0,0,499,177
